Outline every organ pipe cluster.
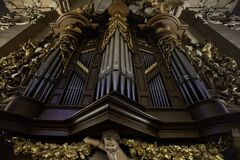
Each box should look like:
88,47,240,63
158,38,210,105
96,29,136,100
23,48,63,103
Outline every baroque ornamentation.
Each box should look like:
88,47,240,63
157,24,181,68
183,36,240,106
59,35,78,72
120,137,229,160
0,32,58,100
102,13,133,51
11,137,92,160
22,0,42,8
0,8,45,31
192,0,240,31
10,134,230,160
128,0,186,18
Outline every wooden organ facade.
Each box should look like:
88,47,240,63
0,0,240,159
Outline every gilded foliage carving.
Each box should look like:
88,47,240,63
11,137,92,160
102,13,133,51
0,32,59,100
183,36,240,106
11,136,230,160
121,137,229,160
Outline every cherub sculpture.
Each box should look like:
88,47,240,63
84,130,130,160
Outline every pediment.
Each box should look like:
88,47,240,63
67,93,162,138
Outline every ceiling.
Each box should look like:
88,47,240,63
1,0,239,14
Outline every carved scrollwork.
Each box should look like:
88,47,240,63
0,32,59,100
59,35,78,73
182,36,240,106
157,25,181,68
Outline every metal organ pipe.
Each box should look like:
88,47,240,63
61,73,85,106
23,48,60,97
168,46,210,105
139,46,170,107
96,28,136,100
39,57,62,102
23,48,63,103
148,74,170,108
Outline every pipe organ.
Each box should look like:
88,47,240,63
1,1,240,159
96,28,136,101
157,33,210,105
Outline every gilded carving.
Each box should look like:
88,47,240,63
121,137,229,160
11,137,92,160
59,35,78,72
0,8,45,31
157,24,180,68
183,36,240,106
102,13,133,51
0,32,58,100
10,135,230,160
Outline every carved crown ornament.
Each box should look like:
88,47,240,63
9,130,231,160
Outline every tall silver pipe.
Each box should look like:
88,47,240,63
112,29,120,91
120,35,126,95
106,38,113,94
69,74,79,105
158,75,170,107
33,54,61,99
156,75,167,107
39,58,62,102
149,81,157,107
24,48,59,96
64,73,77,105
171,60,193,104
152,77,161,106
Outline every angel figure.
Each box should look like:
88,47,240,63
84,130,130,160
